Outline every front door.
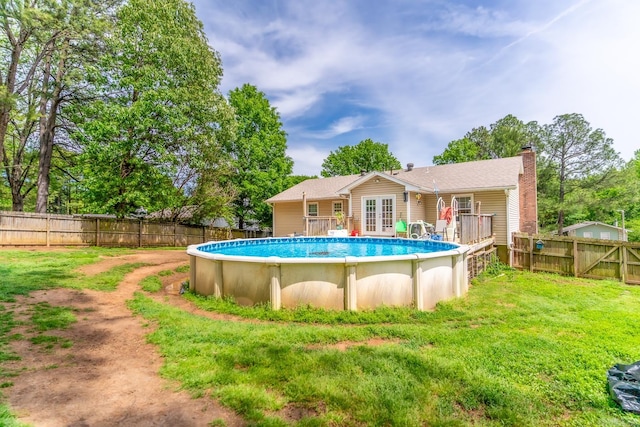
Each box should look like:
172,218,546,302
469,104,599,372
363,196,395,236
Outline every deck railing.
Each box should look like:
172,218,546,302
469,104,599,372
304,216,353,236
458,214,493,244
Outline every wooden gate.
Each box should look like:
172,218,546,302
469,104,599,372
511,233,640,285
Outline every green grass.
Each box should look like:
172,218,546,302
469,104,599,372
128,271,640,426
30,302,77,331
3,248,640,425
140,275,163,293
0,402,29,427
0,248,132,301
175,265,190,273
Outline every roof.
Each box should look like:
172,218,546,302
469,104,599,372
266,174,362,203
267,156,524,202
557,221,627,233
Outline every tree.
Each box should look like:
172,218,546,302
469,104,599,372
71,0,234,219
226,84,293,229
539,113,621,234
433,115,540,165
321,139,401,177
0,0,117,212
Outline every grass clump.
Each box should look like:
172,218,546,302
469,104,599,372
30,302,76,331
140,276,163,293
0,402,29,427
175,265,190,273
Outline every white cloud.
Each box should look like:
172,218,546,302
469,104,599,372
287,144,329,176
193,0,640,175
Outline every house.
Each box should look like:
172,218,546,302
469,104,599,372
266,147,538,261
555,221,629,241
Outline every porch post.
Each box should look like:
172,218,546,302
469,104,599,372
302,192,308,236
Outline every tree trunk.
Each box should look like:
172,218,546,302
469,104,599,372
0,26,27,166
36,39,68,213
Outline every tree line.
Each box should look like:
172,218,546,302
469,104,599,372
2,1,637,240
0,0,294,230
432,114,638,239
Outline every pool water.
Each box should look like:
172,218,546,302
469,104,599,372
197,237,457,258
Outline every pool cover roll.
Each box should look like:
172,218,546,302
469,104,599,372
607,361,640,414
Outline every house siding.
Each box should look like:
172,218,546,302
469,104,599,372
422,191,510,246
272,199,351,237
507,188,520,243
351,177,406,236
273,202,304,237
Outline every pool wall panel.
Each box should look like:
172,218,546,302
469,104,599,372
419,257,454,309
280,263,345,310
355,261,413,309
222,261,270,306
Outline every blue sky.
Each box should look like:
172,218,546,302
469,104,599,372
191,0,639,176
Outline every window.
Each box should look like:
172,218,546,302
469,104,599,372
307,203,318,217
456,195,473,214
332,201,343,215
582,231,593,238
600,231,610,240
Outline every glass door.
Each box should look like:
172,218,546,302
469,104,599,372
363,196,395,236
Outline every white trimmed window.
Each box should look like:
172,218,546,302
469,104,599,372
332,201,343,215
455,195,473,214
600,231,611,240
307,203,318,217
582,231,593,238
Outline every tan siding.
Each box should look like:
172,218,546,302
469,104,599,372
273,202,304,237
273,199,351,237
351,177,405,235
507,188,520,243
421,191,509,245
406,192,428,223
474,191,508,245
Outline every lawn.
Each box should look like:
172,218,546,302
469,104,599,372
2,249,640,426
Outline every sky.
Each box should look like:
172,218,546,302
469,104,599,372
191,0,640,176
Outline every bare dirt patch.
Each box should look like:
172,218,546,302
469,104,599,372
3,250,245,427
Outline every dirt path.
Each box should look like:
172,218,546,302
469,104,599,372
3,250,245,427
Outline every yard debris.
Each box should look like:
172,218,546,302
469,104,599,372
607,361,640,414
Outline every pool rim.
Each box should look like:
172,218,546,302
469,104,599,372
187,236,469,265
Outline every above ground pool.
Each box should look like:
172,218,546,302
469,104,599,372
187,237,469,311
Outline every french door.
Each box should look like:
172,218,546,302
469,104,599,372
363,196,395,236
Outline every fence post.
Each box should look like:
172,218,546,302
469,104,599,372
96,218,100,246
173,223,177,247
46,214,51,247
138,219,142,247
621,245,628,284
573,239,579,277
529,235,534,272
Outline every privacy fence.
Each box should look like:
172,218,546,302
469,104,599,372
512,232,640,285
0,211,241,247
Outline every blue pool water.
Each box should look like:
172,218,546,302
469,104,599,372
197,237,457,258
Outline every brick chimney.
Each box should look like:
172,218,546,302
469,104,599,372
518,146,538,234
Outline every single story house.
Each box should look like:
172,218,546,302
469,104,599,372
555,221,629,241
266,148,538,261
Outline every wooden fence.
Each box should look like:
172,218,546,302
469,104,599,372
511,233,640,285
0,211,241,247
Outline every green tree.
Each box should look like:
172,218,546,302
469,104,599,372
0,0,116,212
226,84,293,229
433,115,540,165
321,138,401,177
539,113,621,234
72,0,234,219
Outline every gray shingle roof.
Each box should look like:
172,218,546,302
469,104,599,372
267,156,524,202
